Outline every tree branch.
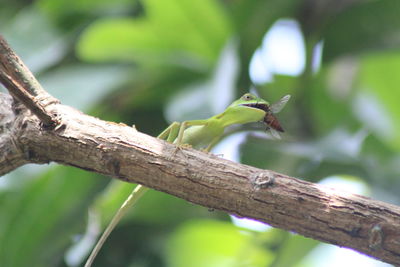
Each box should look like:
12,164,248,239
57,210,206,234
0,36,59,127
1,36,400,265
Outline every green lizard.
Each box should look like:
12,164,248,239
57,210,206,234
85,93,290,267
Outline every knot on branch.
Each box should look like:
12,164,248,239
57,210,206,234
251,171,275,189
369,223,384,250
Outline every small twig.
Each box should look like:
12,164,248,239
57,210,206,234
0,35,59,127
0,72,56,127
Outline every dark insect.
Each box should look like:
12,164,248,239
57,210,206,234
241,94,290,138
264,112,284,132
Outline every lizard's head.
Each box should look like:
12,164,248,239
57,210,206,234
227,93,285,133
235,93,270,113
222,93,270,126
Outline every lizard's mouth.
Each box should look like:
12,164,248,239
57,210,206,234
241,103,269,112
241,103,284,132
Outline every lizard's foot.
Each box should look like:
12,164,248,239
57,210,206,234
171,144,192,157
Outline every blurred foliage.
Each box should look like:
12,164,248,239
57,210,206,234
0,0,399,266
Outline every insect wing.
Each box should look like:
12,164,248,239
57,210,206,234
267,128,281,139
270,95,290,114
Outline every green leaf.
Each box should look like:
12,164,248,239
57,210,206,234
38,0,134,15
273,234,319,267
37,0,136,29
93,181,222,228
0,166,102,267
323,0,400,61
145,0,231,60
1,6,68,73
39,64,130,111
77,18,164,63
307,67,356,136
357,51,400,150
77,0,231,68
166,220,273,267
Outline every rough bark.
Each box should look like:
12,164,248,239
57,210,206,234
1,35,400,265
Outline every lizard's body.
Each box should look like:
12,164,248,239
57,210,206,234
85,93,290,266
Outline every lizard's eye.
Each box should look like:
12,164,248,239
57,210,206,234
243,94,253,101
